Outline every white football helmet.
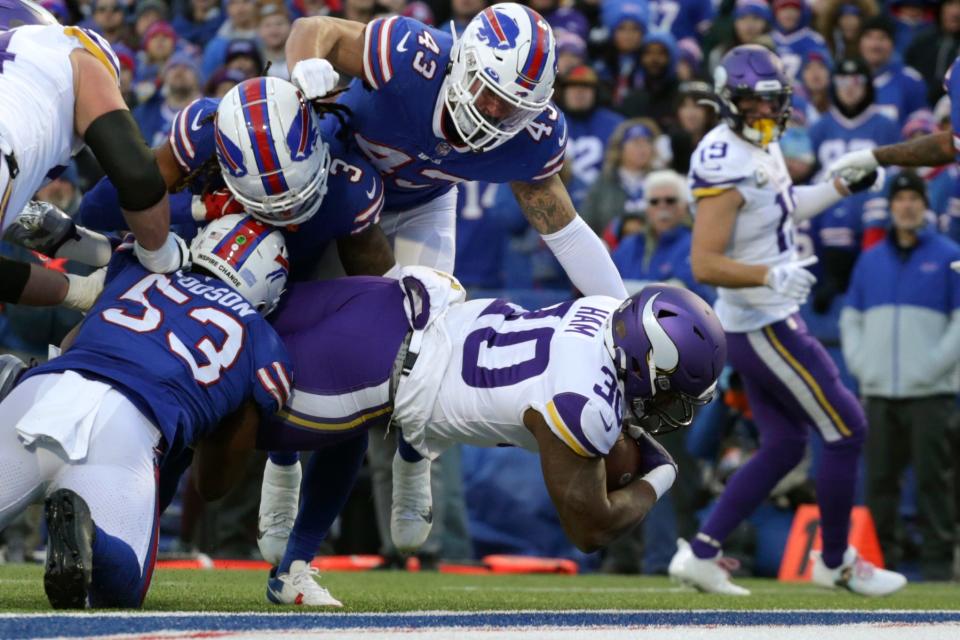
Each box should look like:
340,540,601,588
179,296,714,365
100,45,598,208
215,77,331,226
443,3,557,152
191,214,289,315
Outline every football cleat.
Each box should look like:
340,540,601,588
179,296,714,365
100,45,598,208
390,453,433,554
668,538,750,596
810,547,907,596
266,560,342,607
43,489,96,609
257,459,302,566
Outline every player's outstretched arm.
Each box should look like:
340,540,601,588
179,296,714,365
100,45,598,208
287,17,365,84
525,409,657,553
193,401,260,501
831,131,954,178
511,175,627,299
336,225,396,276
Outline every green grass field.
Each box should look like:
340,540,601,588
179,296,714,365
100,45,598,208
1,565,958,612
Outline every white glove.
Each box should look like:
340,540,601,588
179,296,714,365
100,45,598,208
134,233,191,274
827,149,879,186
951,260,960,273
62,268,106,312
765,256,819,303
290,58,340,100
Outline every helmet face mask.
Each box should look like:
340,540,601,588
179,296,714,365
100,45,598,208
215,78,331,227
714,45,793,147
442,3,557,152
190,214,289,316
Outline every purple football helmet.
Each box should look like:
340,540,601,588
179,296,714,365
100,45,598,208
714,44,792,147
604,285,726,434
0,0,57,29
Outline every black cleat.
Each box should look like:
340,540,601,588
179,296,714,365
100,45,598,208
43,489,95,609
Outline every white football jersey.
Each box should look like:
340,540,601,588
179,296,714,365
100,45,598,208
688,123,799,332
0,25,119,232
408,296,625,459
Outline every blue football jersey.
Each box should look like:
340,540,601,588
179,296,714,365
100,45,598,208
337,15,568,212
809,106,898,250
166,97,385,273
648,0,714,43
566,108,624,187
26,249,292,457
773,29,829,80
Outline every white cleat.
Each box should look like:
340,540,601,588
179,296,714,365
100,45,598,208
257,459,302,566
390,452,433,554
668,538,751,596
266,560,342,607
810,546,907,596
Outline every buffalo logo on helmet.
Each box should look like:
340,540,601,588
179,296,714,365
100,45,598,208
266,253,289,283
476,7,520,51
284,95,319,163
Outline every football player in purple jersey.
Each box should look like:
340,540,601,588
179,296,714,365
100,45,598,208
278,0,629,562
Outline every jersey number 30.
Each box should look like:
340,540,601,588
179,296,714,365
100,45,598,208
102,274,243,386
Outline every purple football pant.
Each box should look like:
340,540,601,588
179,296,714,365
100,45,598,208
691,314,865,569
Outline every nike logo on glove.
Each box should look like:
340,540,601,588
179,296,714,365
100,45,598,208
397,32,410,53
190,110,204,132
365,179,377,199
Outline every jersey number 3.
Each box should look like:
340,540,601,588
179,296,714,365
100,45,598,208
102,274,243,386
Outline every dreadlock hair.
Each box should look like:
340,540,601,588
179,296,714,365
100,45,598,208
171,86,356,196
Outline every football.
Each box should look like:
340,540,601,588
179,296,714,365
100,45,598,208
604,433,643,492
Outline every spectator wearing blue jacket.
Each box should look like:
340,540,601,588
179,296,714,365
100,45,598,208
858,15,929,128
612,170,715,304
840,171,960,581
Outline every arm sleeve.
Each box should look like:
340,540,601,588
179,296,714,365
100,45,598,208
791,181,845,222
541,215,628,298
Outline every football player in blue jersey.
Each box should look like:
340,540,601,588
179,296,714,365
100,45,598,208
830,54,960,187
282,2,629,559
11,76,395,279
0,214,291,609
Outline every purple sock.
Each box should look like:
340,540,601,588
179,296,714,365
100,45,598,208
268,451,300,466
817,436,863,569
692,436,806,560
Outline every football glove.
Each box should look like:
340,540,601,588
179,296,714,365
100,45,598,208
4,200,78,257
191,189,245,222
765,256,818,303
828,148,879,185
291,58,340,101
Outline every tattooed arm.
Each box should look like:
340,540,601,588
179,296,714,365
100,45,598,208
511,175,627,299
873,130,954,167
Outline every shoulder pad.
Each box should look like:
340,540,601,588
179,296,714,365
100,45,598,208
544,392,619,458
688,129,753,199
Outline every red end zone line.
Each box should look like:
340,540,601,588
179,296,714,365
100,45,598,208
155,555,578,574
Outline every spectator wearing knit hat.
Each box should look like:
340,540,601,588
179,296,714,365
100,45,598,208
89,0,130,45
799,49,834,121
675,38,704,81
133,0,168,40
771,0,829,80
620,31,682,133
555,29,588,76
556,65,624,199
706,0,773,72
224,38,264,77
136,20,177,89
595,1,649,107
858,14,929,128
439,0,485,38
204,66,247,98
